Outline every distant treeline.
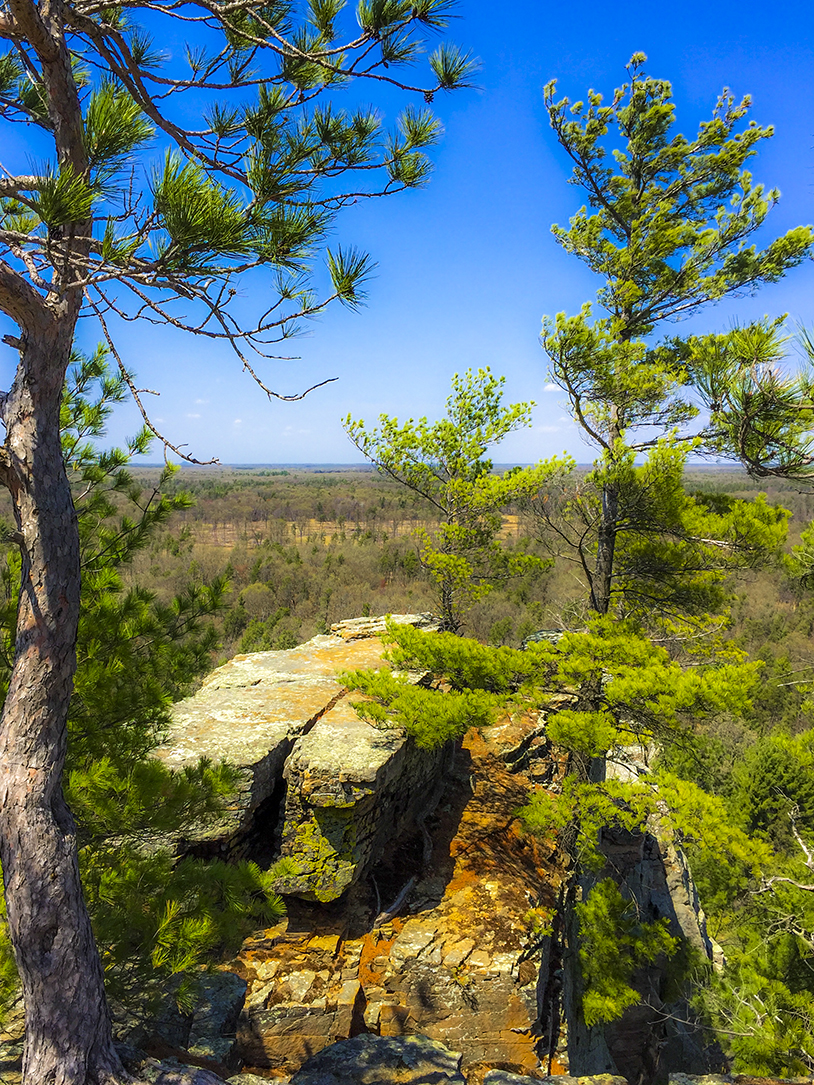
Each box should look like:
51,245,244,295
109,466,814,703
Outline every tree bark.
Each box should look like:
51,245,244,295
591,480,618,616
590,402,622,618
0,331,123,1084
0,0,123,1075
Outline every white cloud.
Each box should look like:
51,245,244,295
543,383,558,392
233,418,242,425
194,398,209,405
538,424,561,433
186,412,201,419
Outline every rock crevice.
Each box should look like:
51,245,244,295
152,617,724,1083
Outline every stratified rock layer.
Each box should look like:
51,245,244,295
152,616,726,1083
154,615,437,862
234,711,567,1078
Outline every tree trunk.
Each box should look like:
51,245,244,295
439,577,460,634
0,334,123,1084
591,402,622,618
591,480,618,616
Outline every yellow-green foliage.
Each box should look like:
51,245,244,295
729,731,814,848
66,757,238,840
340,669,498,748
521,777,658,871
347,616,761,759
382,620,556,693
546,617,760,757
576,879,677,1027
345,368,567,631
656,772,773,908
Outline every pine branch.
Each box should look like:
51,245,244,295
0,175,42,196
0,256,52,330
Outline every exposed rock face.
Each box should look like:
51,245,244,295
559,753,727,1080
154,615,438,865
186,972,248,1068
275,693,451,902
233,711,566,1079
152,616,722,1083
112,970,248,1080
329,614,438,642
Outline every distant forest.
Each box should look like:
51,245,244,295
108,465,814,722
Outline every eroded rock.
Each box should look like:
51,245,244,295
154,616,435,859
234,709,566,1078
275,693,450,902
289,1033,466,1085
186,972,247,1069
330,614,438,641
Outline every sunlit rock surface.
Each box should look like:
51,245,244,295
151,615,721,1082
153,615,437,859
275,691,450,902
233,709,567,1078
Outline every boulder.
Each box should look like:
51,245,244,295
150,1067,226,1085
112,969,246,1068
132,1060,227,1085
289,1033,466,1085
186,972,247,1069
154,616,435,859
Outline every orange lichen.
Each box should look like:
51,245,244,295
356,925,401,986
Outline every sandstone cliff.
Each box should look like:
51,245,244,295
145,617,723,1082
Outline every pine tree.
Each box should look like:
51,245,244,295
0,4,474,1078
341,617,765,1036
539,53,811,626
688,321,814,482
533,55,814,1071
0,349,285,1031
345,368,563,631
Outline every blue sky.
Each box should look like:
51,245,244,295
56,2,814,463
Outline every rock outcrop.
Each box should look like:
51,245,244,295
290,1033,467,1084
274,692,451,902
154,614,439,870
149,616,723,1083
287,1035,624,1085
233,711,566,1078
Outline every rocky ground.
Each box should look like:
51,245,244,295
2,617,807,1084
231,706,567,1079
